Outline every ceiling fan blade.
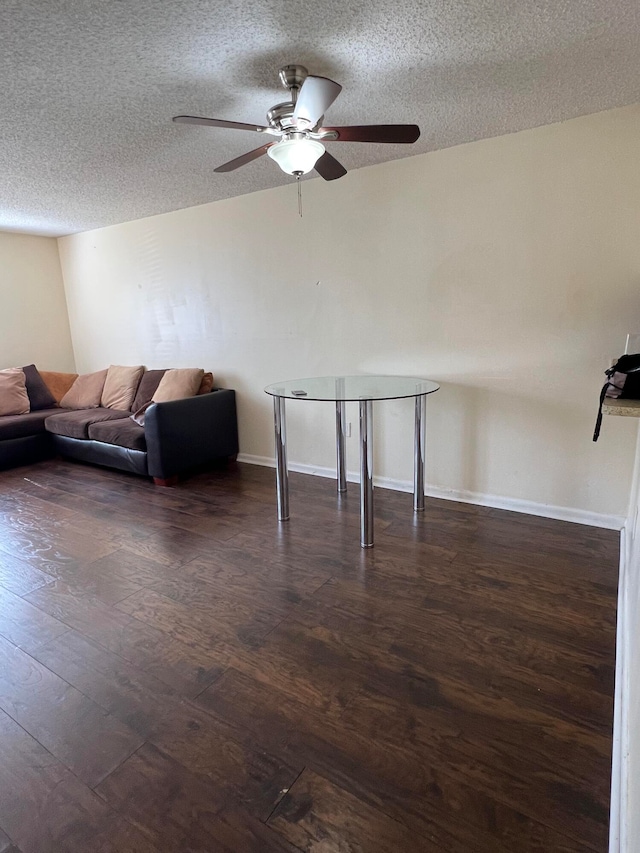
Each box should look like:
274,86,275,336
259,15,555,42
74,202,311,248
214,143,274,173
320,125,421,144
173,115,269,133
314,151,347,181
292,76,342,128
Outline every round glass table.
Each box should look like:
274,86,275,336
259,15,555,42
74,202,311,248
264,375,440,547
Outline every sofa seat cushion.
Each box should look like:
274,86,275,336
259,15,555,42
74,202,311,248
87,418,146,451
0,408,66,441
44,408,130,440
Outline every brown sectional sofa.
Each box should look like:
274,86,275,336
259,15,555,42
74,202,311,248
0,406,65,469
0,367,239,485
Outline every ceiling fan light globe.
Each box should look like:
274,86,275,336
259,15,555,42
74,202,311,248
267,138,325,175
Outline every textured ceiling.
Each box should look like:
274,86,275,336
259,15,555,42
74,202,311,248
1,0,639,236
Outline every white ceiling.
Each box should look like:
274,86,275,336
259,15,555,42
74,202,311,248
1,0,639,237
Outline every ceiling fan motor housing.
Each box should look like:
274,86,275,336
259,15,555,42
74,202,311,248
266,102,297,131
267,101,320,133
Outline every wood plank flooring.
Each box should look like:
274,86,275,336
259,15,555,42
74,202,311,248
0,458,618,852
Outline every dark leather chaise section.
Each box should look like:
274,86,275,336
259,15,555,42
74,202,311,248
0,408,70,470
0,408,67,440
0,435,54,470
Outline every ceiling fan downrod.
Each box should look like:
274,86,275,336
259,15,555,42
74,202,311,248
278,64,309,106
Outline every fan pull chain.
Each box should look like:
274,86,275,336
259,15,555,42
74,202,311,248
296,175,303,218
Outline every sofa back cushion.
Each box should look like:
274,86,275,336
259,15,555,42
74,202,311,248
152,368,204,404
40,371,78,403
22,364,57,410
131,369,167,413
198,372,214,395
60,369,108,409
101,365,145,411
0,368,30,416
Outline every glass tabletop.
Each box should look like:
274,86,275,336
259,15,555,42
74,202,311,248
264,375,440,402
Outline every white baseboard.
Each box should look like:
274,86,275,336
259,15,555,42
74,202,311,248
237,453,624,530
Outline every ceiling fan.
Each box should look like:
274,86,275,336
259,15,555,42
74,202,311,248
173,64,420,181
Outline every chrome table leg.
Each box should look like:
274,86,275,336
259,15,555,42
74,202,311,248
413,394,426,512
336,400,347,493
359,399,374,548
273,395,289,521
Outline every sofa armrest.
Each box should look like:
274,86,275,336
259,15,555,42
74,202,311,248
144,388,239,480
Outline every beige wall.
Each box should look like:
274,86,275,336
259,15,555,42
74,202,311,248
0,231,75,371
58,104,640,523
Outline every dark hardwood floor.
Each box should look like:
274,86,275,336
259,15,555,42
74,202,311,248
0,458,618,852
